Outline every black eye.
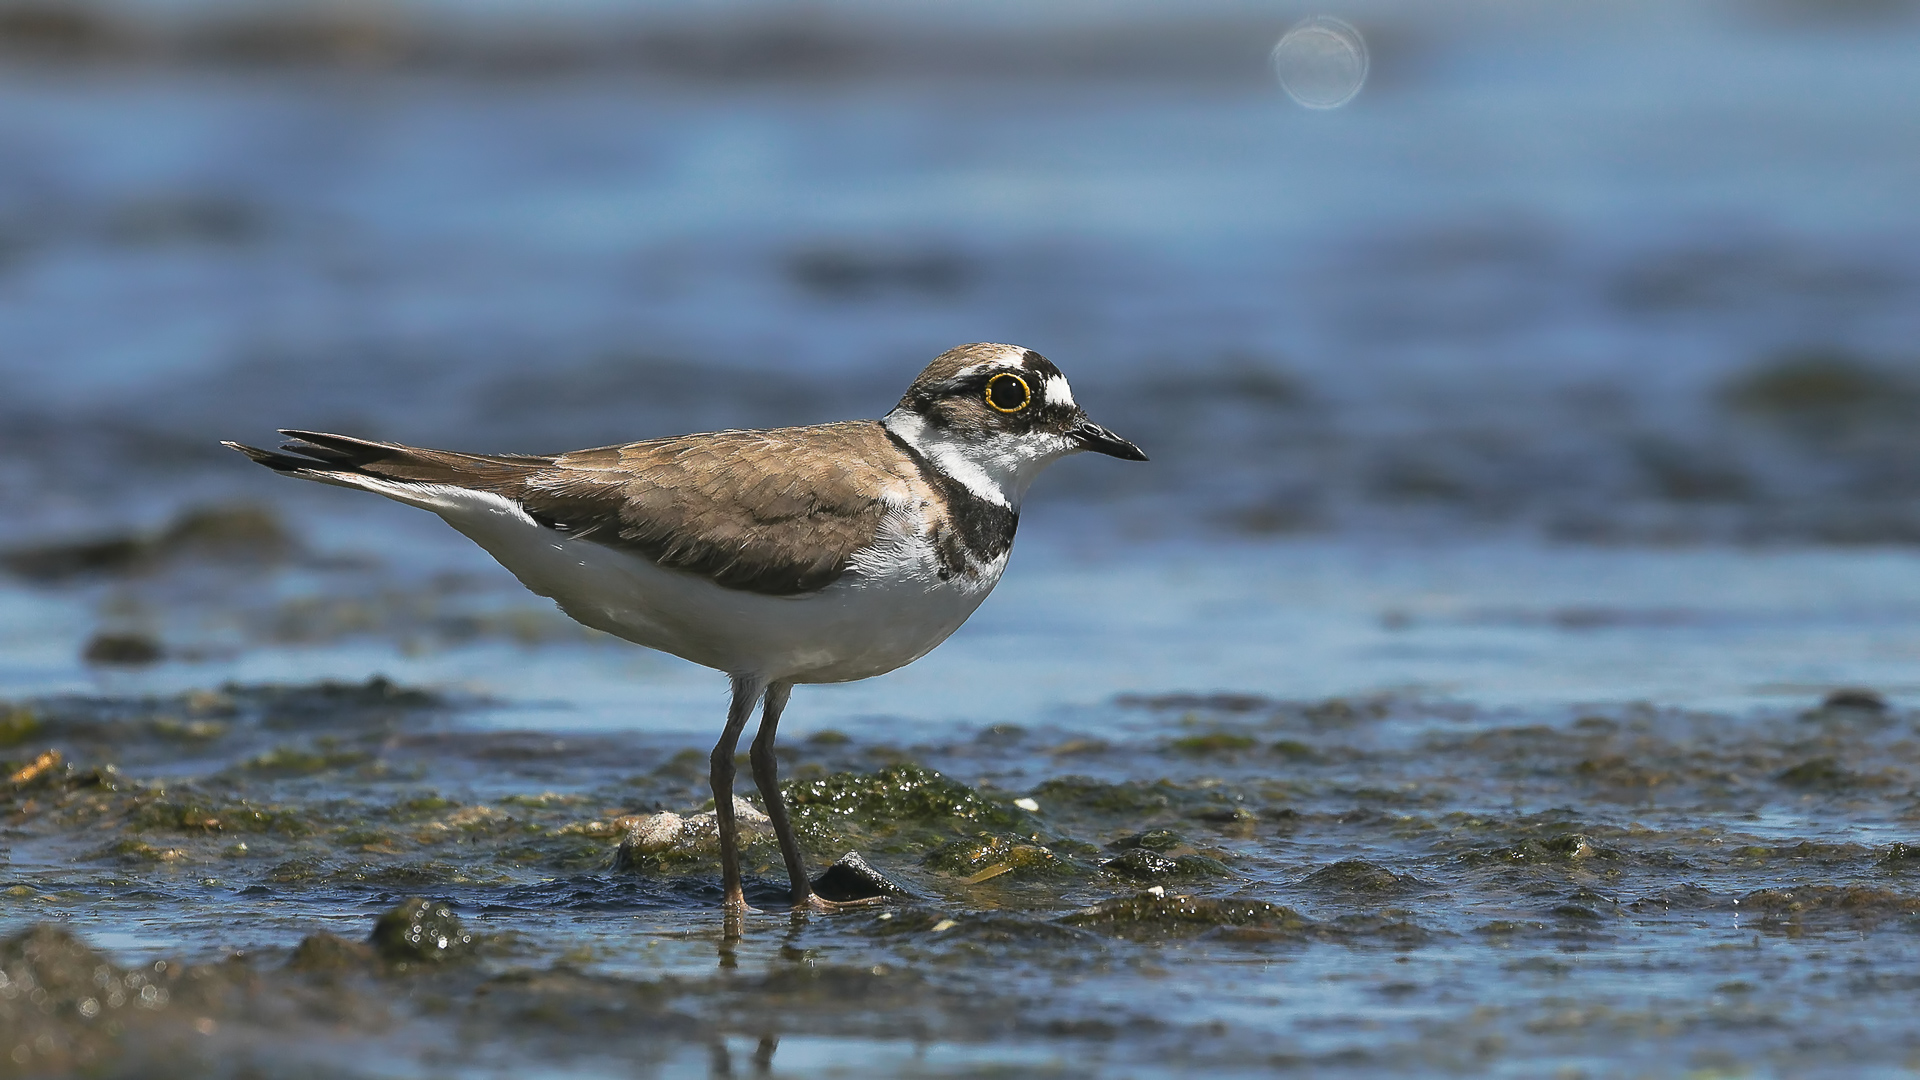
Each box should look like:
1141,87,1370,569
984,372,1032,413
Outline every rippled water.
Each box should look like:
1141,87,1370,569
4,1,1920,1076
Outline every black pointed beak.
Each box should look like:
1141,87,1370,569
1071,419,1148,461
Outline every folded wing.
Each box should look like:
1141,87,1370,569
224,423,905,596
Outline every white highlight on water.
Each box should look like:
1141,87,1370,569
1271,16,1369,110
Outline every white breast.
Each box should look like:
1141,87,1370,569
399,483,1004,684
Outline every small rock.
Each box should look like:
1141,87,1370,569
82,632,163,666
811,852,911,902
1821,688,1887,713
369,898,472,964
612,797,770,867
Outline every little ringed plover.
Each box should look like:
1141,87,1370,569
225,342,1146,914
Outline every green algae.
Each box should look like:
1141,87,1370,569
1061,892,1310,939
1101,847,1230,881
0,705,39,747
1165,732,1259,755
781,764,1033,851
1301,859,1430,896
127,796,313,836
236,742,376,777
923,835,1072,879
1027,776,1182,816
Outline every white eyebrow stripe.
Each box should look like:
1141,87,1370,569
1043,376,1076,408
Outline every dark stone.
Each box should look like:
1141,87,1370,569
82,633,163,666
369,898,473,964
1821,688,1888,713
811,852,911,902
3,504,294,582
1775,757,1865,791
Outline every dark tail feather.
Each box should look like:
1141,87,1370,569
222,431,551,490
221,440,333,474
276,429,408,468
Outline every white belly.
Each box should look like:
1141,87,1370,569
407,484,1001,684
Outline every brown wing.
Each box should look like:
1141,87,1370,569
519,422,907,595
225,422,910,597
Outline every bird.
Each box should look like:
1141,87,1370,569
224,342,1146,914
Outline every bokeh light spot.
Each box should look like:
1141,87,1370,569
1271,16,1369,110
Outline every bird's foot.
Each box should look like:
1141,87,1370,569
794,893,886,914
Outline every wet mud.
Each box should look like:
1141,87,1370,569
4,679,1920,1076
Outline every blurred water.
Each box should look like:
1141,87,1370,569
1,0,1917,541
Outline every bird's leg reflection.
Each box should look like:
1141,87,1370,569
704,1034,778,1077
752,1034,778,1074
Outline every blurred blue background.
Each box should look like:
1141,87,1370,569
2,0,1919,711
1,0,1915,540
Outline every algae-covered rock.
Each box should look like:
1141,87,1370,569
1774,757,1878,792
1102,848,1177,879
370,898,473,964
1166,732,1259,755
1740,885,1920,929
1062,891,1309,939
1028,776,1180,816
0,705,39,747
1879,843,1920,871
1109,829,1188,853
0,925,126,1072
129,795,312,836
924,835,1066,880
287,931,375,973
1102,848,1231,881
0,924,242,1073
782,764,1031,849
239,741,375,777
1302,859,1430,896
1461,833,1621,866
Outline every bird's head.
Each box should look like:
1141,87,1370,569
884,343,1146,508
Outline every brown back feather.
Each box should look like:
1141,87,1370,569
526,422,906,595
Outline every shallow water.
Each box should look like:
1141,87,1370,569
5,1,1920,1076
6,533,1920,1077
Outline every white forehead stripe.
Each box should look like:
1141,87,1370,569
1043,376,1076,408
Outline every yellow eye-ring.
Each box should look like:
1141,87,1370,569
984,372,1032,413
